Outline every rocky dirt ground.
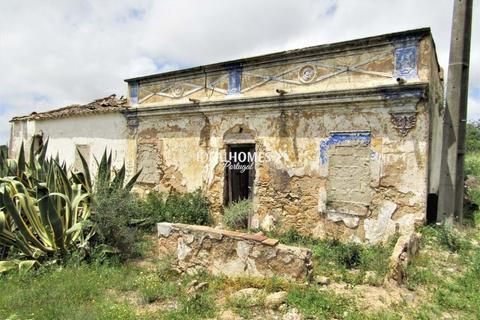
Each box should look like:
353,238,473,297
117,223,479,319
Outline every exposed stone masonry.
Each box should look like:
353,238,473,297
157,223,313,282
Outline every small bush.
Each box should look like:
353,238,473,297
277,228,310,245
437,226,469,252
140,189,212,226
90,189,143,259
223,199,253,230
466,122,480,153
465,154,480,177
135,273,164,303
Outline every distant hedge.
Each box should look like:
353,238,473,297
466,121,480,153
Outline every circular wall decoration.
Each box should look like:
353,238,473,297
298,65,317,83
172,84,184,98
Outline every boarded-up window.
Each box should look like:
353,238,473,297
74,144,91,171
326,142,372,214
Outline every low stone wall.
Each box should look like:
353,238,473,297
157,223,313,282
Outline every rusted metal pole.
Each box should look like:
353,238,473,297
438,0,473,224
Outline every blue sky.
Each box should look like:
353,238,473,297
0,0,478,144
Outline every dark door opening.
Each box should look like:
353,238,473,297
426,193,438,224
225,144,255,205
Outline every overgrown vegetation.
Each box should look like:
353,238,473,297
90,189,143,260
0,142,94,269
139,190,212,226
0,141,142,271
272,228,396,286
286,287,356,319
223,199,253,230
0,222,479,319
404,225,480,319
464,121,480,226
466,121,480,153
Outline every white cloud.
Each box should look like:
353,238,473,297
0,0,478,144
468,97,480,121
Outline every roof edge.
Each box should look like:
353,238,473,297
124,27,431,83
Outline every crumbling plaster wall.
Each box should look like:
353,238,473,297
130,31,440,244
134,97,428,244
9,113,128,174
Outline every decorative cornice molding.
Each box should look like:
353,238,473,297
122,84,427,118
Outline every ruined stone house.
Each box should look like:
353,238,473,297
9,28,444,243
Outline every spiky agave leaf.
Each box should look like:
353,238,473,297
124,168,143,192
17,143,26,178
76,148,92,193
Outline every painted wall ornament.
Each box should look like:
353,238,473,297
172,84,184,98
228,67,242,95
394,45,418,79
298,65,317,83
390,112,417,136
130,82,139,104
320,132,371,164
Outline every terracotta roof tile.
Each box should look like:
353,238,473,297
11,94,127,122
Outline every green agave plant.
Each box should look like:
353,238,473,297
0,177,93,260
0,140,142,272
72,149,142,194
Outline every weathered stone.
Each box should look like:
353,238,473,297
260,214,276,231
326,211,360,229
283,308,303,320
157,222,173,237
157,223,312,281
207,231,223,240
183,233,195,244
364,201,397,243
236,241,251,259
312,223,326,239
219,309,243,320
344,217,359,229
264,291,287,309
262,238,279,246
230,288,263,307
385,232,421,284
315,275,330,286
177,238,191,260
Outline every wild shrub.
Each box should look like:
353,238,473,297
164,190,211,225
140,189,212,226
466,121,480,153
135,273,164,303
90,189,142,259
437,225,470,252
465,153,480,177
273,228,317,246
223,199,253,230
